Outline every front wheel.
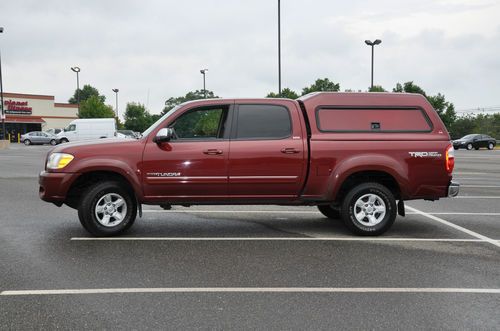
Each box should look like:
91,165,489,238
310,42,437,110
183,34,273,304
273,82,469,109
78,181,137,236
488,143,495,150
24,139,31,146
60,138,69,143
466,143,473,150
341,183,397,236
317,205,341,220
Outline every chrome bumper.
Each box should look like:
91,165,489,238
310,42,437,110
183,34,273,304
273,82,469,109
448,181,460,197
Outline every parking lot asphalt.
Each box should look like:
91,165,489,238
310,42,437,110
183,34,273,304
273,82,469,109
0,144,499,329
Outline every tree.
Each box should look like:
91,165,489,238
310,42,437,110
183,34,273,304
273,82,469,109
393,81,456,129
162,90,218,115
449,115,476,139
266,88,300,99
69,84,106,104
301,78,340,95
368,85,387,92
78,95,116,119
124,103,155,132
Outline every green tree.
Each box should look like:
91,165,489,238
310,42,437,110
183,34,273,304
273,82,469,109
124,103,155,132
69,84,106,104
449,115,476,139
266,88,300,99
368,85,387,92
162,90,218,115
393,81,456,129
301,78,340,95
79,95,116,118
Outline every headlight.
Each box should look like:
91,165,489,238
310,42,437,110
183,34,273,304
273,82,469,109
46,153,74,170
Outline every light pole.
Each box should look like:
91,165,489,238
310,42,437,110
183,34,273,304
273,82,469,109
278,0,282,96
200,69,208,98
365,39,382,90
112,88,119,119
0,27,5,140
70,66,81,115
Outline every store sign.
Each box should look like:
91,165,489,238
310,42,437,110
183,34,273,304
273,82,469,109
4,100,33,115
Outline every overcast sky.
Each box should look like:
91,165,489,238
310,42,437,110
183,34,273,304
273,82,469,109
1,0,499,116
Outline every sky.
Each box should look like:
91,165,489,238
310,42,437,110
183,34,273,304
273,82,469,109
1,0,499,116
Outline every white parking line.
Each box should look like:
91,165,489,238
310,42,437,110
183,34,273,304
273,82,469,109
461,185,500,188
70,237,484,242
2,287,499,296
455,196,500,199
406,206,500,248
406,212,500,216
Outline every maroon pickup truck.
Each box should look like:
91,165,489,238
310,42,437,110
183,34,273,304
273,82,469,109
39,92,459,236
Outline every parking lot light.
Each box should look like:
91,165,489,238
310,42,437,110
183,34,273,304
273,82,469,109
71,66,81,116
0,26,5,140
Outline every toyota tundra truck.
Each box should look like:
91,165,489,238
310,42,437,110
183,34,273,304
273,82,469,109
39,92,459,236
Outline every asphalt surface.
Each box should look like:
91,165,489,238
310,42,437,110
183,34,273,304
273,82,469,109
0,144,499,329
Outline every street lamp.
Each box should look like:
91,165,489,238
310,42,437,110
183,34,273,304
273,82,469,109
200,69,208,98
278,0,282,96
112,88,119,119
70,66,81,115
0,27,5,140
364,39,382,89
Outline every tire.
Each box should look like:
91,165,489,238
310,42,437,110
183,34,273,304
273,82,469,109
60,138,69,143
49,139,56,146
317,205,341,219
453,146,459,150
24,139,31,146
466,143,473,150
78,181,137,236
341,182,397,236
488,143,494,150
474,147,480,150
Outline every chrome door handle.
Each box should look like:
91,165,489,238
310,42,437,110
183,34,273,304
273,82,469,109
203,149,223,155
281,148,299,154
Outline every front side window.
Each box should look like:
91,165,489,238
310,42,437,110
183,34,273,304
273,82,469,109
235,104,291,139
170,106,228,140
66,124,76,132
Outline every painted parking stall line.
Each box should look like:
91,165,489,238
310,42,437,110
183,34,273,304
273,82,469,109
70,237,486,242
406,206,500,248
2,287,500,296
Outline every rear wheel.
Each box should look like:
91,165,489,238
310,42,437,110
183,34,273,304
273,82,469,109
466,143,473,150
60,138,69,143
78,181,137,236
488,142,494,150
49,139,56,146
317,205,341,220
341,182,397,236
474,147,480,150
23,139,31,146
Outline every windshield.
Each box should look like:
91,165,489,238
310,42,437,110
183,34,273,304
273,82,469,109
460,134,477,140
142,105,182,137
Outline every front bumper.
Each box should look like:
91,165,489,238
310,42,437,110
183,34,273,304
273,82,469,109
39,170,77,203
448,181,460,197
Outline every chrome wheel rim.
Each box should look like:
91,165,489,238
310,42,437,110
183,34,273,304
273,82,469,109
354,194,386,226
489,143,493,149
95,193,127,227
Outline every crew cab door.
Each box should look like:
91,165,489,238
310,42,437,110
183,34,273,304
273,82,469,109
228,102,306,198
142,104,232,198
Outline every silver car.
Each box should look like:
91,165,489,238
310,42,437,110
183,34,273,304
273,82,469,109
21,131,59,146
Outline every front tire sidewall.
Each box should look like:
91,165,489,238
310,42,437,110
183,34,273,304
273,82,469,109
488,143,494,150
341,183,396,236
78,182,137,237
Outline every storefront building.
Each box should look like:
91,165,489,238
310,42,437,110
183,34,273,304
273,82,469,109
1,92,78,141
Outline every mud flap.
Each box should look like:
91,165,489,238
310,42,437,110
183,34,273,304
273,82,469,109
397,200,405,217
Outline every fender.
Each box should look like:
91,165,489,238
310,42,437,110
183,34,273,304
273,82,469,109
326,153,410,200
69,158,144,200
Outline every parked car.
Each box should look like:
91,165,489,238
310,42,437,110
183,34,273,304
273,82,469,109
21,131,59,146
117,130,139,139
57,118,116,143
452,134,496,150
39,92,459,237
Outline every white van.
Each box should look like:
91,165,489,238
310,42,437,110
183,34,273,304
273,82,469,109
57,118,116,143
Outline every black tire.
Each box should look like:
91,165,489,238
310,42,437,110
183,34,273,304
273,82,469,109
488,142,494,150
60,138,69,143
78,181,137,236
474,147,480,150
317,205,341,220
466,143,473,150
23,139,31,146
341,182,397,236
453,146,459,150
49,139,56,146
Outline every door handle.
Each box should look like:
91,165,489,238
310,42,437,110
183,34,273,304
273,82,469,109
203,149,223,155
281,148,300,154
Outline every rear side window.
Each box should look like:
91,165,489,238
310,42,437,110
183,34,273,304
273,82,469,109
235,104,291,139
316,107,432,133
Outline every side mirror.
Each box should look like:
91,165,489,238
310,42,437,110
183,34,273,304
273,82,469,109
154,128,174,143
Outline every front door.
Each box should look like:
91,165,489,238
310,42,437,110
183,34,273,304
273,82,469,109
228,103,305,198
142,104,231,199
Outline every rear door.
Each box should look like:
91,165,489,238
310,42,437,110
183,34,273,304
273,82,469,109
142,104,232,198
228,103,305,198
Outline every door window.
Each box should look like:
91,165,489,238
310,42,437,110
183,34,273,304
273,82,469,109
234,104,291,139
170,106,228,140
